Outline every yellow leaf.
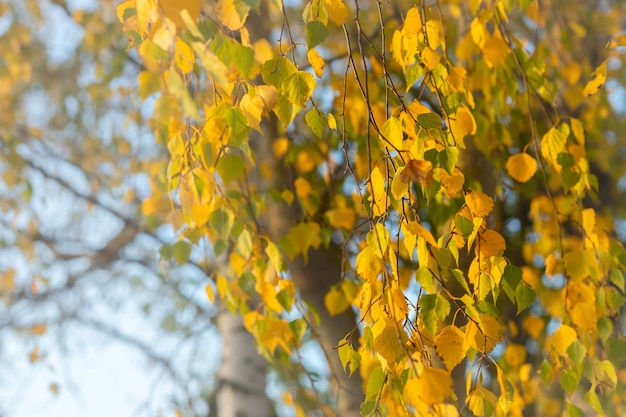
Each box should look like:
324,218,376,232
482,37,509,68
160,0,202,27
116,0,135,23
569,118,585,145
174,37,194,73
403,7,422,37
372,318,407,366
466,315,502,353
307,49,325,78
30,323,47,336
544,253,560,276
325,206,356,230
504,343,527,367
380,116,403,149
422,46,440,71
0,268,16,291
399,159,432,184
549,324,577,356
327,113,337,129
565,281,597,330
391,166,408,200
440,168,465,196
265,241,283,273
325,287,349,316
324,0,348,25
449,106,476,142
406,368,453,405
470,18,486,48
205,283,215,303
406,221,438,247
434,325,468,370
240,92,265,132
465,191,493,218
468,386,497,417
367,223,390,259
506,153,537,183
215,0,250,30
369,165,388,217
478,229,506,257
583,61,607,96
356,246,384,283
136,0,157,36
606,33,626,48
28,347,40,363
294,177,316,216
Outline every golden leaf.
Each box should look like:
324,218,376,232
30,323,47,336
482,37,509,68
399,159,432,184
324,0,348,25
434,325,468,370
369,166,388,216
325,206,356,230
215,0,249,30
449,106,476,142
422,46,440,71
406,221,438,247
478,229,506,257
466,315,502,353
465,191,493,218
583,61,607,96
356,246,384,283
307,49,325,78
505,153,537,183
324,287,350,316
504,343,527,367
174,37,194,73
549,324,577,356
405,368,453,405
440,168,465,196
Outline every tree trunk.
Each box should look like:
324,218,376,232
214,298,273,417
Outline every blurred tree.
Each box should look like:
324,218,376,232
0,1,234,416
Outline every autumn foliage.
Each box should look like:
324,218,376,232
118,0,626,416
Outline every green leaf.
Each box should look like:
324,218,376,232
216,153,245,184
584,389,604,415
560,367,581,395
566,401,585,417
282,70,316,107
438,146,459,175
404,64,423,92
277,288,295,311
539,359,553,384
597,316,613,345
502,264,522,302
365,367,386,400
172,240,191,264
262,56,298,88
238,271,256,296
417,113,442,130
209,208,234,236
210,34,255,77
305,108,325,138
273,94,299,126
566,341,587,366
609,268,625,292
455,215,474,238
225,107,250,147
306,21,329,49
515,284,536,314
